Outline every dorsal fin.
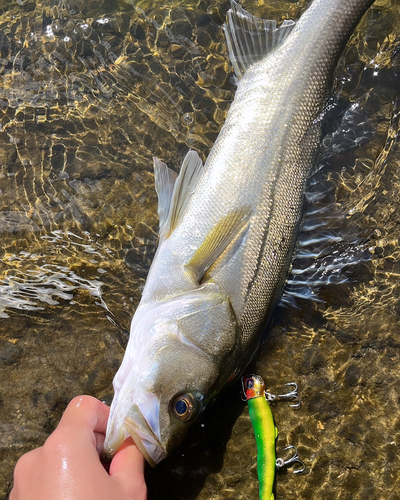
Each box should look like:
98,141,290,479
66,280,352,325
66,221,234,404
154,150,204,242
224,0,295,79
153,157,178,242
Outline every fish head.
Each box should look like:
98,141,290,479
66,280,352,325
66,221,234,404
103,289,239,466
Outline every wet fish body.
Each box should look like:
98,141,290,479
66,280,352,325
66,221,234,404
103,0,375,465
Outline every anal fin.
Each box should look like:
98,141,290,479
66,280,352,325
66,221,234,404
224,0,295,79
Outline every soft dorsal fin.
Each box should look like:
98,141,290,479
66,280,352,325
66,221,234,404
224,0,295,79
154,150,204,241
153,157,178,242
186,206,252,283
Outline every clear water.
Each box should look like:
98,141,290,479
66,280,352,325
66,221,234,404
0,0,399,498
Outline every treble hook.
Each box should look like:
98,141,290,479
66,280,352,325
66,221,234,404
276,445,306,474
265,382,301,408
240,376,248,401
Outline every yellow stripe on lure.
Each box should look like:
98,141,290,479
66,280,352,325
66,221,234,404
244,374,278,500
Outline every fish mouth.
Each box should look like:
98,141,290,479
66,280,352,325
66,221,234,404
102,398,167,467
123,403,167,467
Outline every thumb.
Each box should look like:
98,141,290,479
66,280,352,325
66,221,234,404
109,438,147,498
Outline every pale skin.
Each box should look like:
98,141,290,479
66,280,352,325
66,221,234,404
10,395,147,500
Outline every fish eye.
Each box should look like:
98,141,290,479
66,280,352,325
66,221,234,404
171,393,200,422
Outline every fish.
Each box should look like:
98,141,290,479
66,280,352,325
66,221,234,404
102,0,375,466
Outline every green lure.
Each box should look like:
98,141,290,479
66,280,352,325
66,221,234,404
244,374,278,500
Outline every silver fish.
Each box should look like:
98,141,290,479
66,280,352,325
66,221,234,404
103,0,374,466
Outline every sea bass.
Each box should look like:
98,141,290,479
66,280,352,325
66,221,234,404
103,0,374,465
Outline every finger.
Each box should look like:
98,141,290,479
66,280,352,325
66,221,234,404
14,447,43,478
49,396,109,459
94,431,105,456
57,396,109,436
109,438,146,496
12,447,43,498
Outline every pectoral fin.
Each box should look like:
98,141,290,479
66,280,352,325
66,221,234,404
186,206,252,283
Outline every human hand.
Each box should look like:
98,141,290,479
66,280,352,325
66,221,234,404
10,395,147,500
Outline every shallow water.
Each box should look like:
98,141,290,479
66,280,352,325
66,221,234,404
0,0,399,498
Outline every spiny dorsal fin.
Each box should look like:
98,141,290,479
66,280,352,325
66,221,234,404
186,206,252,283
224,0,295,79
153,157,178,242
154,150,204,241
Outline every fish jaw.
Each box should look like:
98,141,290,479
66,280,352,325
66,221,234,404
123,403,167,467
102,388,167,467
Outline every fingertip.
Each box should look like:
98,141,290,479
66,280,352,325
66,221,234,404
110,437,144,474
59,395,110,435
109,438,146,497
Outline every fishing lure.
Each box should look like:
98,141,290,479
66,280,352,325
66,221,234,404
244,374,305,500
244,374,277,499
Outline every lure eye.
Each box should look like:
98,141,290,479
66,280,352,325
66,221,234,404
245,378,254,389
171,393,199,422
